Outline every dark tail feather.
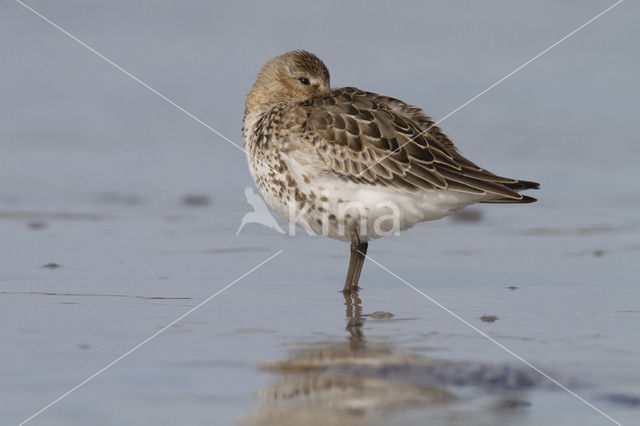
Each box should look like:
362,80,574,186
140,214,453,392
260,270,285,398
481,195,537,204
504,179,540,191
480,179,540,204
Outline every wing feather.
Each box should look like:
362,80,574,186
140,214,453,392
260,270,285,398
300,87,537,200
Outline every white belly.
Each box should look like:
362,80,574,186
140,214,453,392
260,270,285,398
248,150,482,242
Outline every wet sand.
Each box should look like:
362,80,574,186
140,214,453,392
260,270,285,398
2,197,639,425
2,1,639,425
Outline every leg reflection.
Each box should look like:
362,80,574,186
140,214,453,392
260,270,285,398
344,289,365,352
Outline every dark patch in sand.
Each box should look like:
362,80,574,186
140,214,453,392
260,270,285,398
568,245,640,258
42,263,61,269
506,286,519,291
494,398,532,410
480,315,499,323
600,393,640,407
27,221,47,230
182,194,212,207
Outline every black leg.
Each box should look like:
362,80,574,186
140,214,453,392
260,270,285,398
343,241,359,293
352,241,368,289
343,230,368,293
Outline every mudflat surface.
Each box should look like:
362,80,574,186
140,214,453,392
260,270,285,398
1,1,639,425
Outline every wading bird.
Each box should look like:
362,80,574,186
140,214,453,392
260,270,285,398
243,51,538,293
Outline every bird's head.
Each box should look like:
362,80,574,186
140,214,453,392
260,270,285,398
245,50,330,113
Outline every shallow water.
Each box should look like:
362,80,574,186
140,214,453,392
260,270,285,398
2,1,640,425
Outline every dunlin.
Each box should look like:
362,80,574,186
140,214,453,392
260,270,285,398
243,51,539,293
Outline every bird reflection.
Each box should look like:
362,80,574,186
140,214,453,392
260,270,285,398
237,290,451,426
238,289,540,426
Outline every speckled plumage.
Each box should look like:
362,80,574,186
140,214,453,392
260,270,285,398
243,51,539,291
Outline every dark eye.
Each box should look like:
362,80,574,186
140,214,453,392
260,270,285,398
298,77,310,86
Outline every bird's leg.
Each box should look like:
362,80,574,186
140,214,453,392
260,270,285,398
343,244,358,293
343,230,368,293
352,241,368,289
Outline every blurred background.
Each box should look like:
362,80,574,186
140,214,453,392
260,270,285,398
1,1,639,425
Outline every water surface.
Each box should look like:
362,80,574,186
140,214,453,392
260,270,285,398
1,1,639,425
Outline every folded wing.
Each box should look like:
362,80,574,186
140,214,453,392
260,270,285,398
301,87,538,202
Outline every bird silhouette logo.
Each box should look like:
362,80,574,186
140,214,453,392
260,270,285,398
236,186,285,235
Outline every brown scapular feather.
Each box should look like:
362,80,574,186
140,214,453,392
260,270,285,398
301,87,540,202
